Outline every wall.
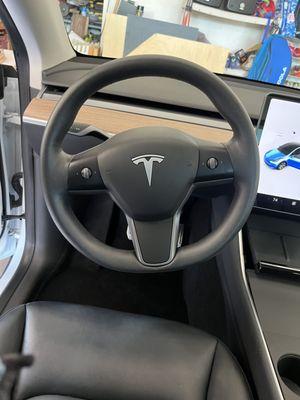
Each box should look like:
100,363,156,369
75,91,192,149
190,14,263,50
3,0,75,89
105,0,264,52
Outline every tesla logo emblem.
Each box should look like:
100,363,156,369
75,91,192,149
132,154,165,186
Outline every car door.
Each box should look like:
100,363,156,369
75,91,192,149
288,147,300,169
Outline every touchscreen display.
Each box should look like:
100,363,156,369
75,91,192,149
257,96,300,215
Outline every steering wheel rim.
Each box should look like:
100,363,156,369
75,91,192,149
40,55,259,273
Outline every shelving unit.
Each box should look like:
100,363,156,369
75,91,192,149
192,3,269,26
63,18,101,35
0,49,15,69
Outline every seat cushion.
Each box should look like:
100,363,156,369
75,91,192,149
0,302,252,400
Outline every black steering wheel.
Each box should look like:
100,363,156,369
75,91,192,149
40,55,259,273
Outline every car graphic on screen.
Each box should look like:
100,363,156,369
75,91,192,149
264,142,300,170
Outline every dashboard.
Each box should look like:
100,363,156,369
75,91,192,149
23,97,232,147
24,92,300,220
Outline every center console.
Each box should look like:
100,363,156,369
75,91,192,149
246,94,300,399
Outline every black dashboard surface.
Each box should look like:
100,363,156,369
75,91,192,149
42,56,300,120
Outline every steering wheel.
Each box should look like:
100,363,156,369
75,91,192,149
40,55,259,273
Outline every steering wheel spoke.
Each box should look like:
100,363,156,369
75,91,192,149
127,214,181,266
195,140,234,187
68,145,105,192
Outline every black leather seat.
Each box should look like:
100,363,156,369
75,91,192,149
0,302,252,400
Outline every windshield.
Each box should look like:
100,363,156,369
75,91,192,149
278,143,300,154
59,0,300,90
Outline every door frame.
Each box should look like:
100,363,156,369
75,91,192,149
0,0,34,312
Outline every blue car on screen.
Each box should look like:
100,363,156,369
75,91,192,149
264,142,300,170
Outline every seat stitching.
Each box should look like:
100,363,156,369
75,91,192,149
205,340,254,400
214,338,254,400
225,348,254,400
205,340,218,400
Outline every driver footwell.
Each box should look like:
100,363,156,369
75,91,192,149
34,196,188,322
34,195,227,340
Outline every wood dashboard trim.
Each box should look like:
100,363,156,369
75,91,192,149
24,98,232,143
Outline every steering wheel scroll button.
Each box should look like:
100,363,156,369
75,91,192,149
68,152,104,191
207,158,218,170
195,142,233,183
81,167,92,179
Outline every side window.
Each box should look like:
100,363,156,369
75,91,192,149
59,0,102,56
279,144,297,154
292,148,300,158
